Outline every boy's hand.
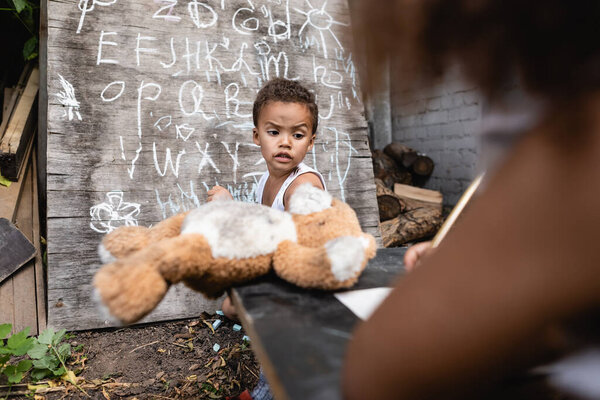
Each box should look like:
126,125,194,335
207,186,233,202
403,241,433,272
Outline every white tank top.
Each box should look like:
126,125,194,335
255,162,326,211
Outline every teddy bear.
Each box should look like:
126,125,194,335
93,184,377,324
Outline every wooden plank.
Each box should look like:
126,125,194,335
0,65,31,142
31,151,46,332
0,127,35,221
12,153,38,335
394,183,443,205
39,0,49,218
0,218,35,284
0,68,39,181
46,0,379,330
231,247,407,400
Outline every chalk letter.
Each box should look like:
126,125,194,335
135,33,158,66
97,31,119,65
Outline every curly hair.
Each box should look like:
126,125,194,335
253,78,319,134
355,0,600,102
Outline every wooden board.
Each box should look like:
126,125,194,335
232,247,407,400
0,67,39,181
0,218,36,284
0,147,43,335
45,0,379,330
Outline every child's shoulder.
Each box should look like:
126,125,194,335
283,172,325,210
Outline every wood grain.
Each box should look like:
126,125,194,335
45,0,379,330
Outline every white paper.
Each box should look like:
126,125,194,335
334,287,393,320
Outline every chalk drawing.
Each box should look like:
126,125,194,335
188,0,218,28
90,190,141,233
221,141,241,183
77,0,117,34
153,142,186,177
176,123,195,141
136,34,159,66
155,181,201,218
100,80,125,102
56,74,82,121
97,31,119,65
196,142,221,174
154,115,172,131
295,0,348,59
153,0,181,22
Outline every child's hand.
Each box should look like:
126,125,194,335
207,186,233,202
404,241,433,272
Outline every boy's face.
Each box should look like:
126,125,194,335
253,101,315,175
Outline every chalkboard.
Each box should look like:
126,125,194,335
45,0,379,330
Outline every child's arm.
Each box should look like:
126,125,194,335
283,172,324,211
207,185,233,202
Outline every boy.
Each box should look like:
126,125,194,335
208,78,326,400
207,77,325,208
208,78,326,317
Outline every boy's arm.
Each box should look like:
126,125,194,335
283,172,324,211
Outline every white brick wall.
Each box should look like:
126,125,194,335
391,77,483,205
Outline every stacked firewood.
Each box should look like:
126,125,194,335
372,143,444,247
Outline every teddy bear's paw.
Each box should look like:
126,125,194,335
92,288,123,326
288,183,332,215
325,236,369,281
98,226,150,263
94,261,169,324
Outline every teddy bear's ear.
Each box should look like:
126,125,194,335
288,183,332,215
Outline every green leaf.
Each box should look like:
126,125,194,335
0,354,10,364
52,329,67,347
52,366,66,376
23,36,37,61
32,357,53,370
17,359,32,372
7,328,33,355
11,0,27,13
58,343,71,360
28,342,49,359
3,365,24,383
0,175,11,188
0,324,11,339
37,328,54,345
30,368,50,381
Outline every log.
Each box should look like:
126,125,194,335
412,155,434,176
372,150,412,188
380,207,442,248
394,183,442,212
380,183,444,247
383,142,418,168
411,155,435,186
375,179,405,221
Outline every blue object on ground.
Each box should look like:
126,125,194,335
233,324,242,331
212,319,222,330
216,310,224,316
213,343,220,352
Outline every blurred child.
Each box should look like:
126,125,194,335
343,1,600,399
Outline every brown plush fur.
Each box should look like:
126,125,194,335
94,196,376,324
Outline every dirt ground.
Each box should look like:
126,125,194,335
7,313,260,400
